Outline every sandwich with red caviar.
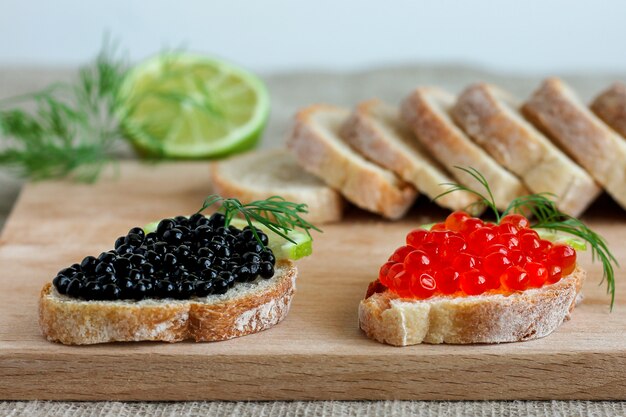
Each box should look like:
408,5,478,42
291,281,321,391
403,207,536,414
359,167,617,346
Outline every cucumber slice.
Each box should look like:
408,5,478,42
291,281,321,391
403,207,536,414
228,219,312,260
535,229,587,251
419,222,436,231
144,220,160,234
143,218,312,260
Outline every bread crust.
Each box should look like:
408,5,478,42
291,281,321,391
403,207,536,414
359,266,584,346
522,78,626,209
401,87,528,210
452,83,600,216
287,104,417,219
39,261,297,345
341,99,478,212
210,149,345,224
591,82,626,138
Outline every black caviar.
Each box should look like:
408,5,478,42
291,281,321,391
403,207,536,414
52,213,277,301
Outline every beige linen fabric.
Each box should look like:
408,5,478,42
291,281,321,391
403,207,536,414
1,66,625,416
2,400,626,417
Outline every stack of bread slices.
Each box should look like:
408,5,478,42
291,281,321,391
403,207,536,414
211,78,626,223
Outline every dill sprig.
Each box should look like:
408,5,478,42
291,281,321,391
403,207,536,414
197,195,322,245
434,166,500,221
435,166,618,309
0,40,127,182
504,193,618,309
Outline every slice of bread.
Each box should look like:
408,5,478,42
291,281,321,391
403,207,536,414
341,99,479,212
452,83,601,217
401,87,529,210
39,260,297,345
210,149,344,224
287,104,418,219
359,266,584,346
522,78,626,210
591,82,626,138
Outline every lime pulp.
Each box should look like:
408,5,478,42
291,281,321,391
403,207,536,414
117,53,270,158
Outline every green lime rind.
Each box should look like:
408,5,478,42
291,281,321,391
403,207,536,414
417,223,587,250
143,218,313,261
117,53,270,159
124,116,266,159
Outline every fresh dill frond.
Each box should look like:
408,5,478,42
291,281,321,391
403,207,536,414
436,166,618,309
504,193,618,309
197,195,322,246
502,192,558,219
434,166,499,221
0,39,127,182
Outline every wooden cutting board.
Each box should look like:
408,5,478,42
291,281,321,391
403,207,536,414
1,161,625,401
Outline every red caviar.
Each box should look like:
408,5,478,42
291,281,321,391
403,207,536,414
500,213,530,229
410,272,437,298
500,265,530,290
548,244,577,275
444,211,470,231
525,261,548,287
380,211,577,300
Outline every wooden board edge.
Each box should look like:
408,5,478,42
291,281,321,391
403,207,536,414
1,350,625,400
0,183,28,241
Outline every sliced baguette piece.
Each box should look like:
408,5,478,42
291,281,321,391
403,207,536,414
39,260,296,345
522,78,626,210
452,83,601,217
287,104,418,219
210,149,344,224
341,99,479,212
359,266,584,346
401,87,529,210
591,82,626,138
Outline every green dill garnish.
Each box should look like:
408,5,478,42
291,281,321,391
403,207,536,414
0,40,127,182
435,166,618,309
504,193,618,309
434,166,500,221
197,195,321,245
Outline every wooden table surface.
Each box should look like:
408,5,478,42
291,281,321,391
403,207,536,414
0,161,625,401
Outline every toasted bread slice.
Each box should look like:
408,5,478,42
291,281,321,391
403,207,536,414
287,104,417,219
39,260,296,345
591,82,626,138
359,266,584,346
341,99,479,212
452,83,601,216
210,149,344,224
522,78,626,209
401,87,528,210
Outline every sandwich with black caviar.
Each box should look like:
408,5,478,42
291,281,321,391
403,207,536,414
39,195,318,345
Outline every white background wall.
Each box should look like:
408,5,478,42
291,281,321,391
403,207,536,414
1,0,625,74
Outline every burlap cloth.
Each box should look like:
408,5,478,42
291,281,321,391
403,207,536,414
1,66,625,416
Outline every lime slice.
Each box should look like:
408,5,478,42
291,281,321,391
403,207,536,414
143,218,312,260
117,53,270,158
